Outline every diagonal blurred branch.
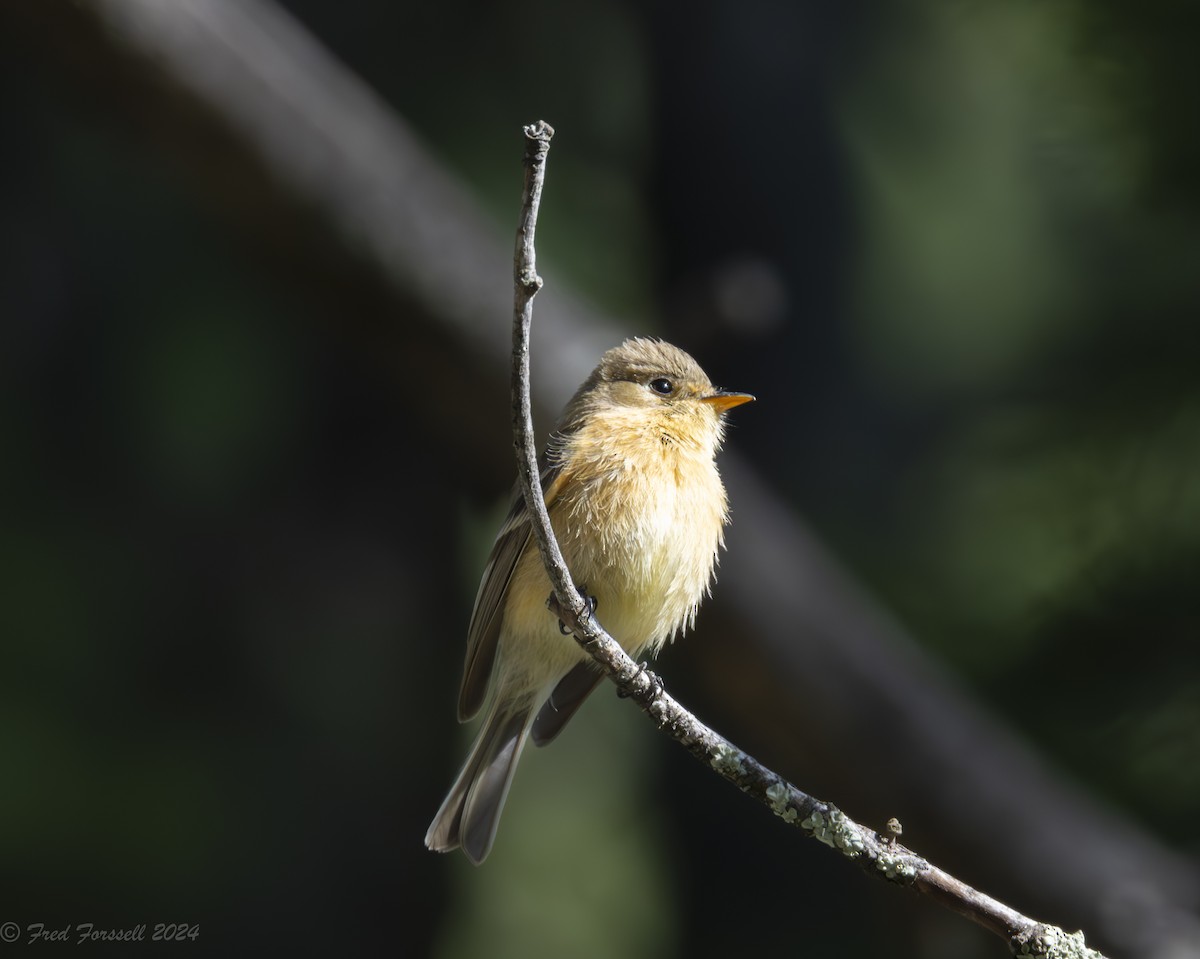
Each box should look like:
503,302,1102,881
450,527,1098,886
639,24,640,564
83,0,619,406
43,1,1200,955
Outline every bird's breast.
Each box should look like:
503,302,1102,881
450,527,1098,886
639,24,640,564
552,439,728,654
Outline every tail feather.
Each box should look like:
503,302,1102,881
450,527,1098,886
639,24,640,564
425,704,534,865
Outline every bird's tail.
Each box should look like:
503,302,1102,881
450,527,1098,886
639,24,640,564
424,700,534,865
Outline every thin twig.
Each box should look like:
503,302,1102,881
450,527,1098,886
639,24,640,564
509,121,1107,959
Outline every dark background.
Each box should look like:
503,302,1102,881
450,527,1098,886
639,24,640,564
3,1,1199,956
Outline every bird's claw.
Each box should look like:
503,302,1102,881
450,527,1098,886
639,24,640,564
546,584,598,634
618,661,664,701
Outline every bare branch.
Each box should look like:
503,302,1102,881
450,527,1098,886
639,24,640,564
510,121,580,621
509,121,1107,959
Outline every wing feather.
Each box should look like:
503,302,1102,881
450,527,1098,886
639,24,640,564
530,661,604,746
457,464,567,720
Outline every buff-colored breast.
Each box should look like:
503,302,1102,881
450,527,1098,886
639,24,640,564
497,401,728,700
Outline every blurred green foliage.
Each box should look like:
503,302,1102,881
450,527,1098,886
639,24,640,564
832,0,1200,852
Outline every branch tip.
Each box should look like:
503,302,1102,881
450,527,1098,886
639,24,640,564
523,120,555,143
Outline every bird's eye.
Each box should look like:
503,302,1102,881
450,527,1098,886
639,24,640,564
649,377,673,395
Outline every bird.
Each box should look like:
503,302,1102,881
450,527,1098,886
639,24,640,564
425,337,754,863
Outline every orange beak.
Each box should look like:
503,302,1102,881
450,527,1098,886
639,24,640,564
701,390,756,412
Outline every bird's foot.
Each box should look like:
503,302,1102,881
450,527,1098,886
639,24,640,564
546,584,598,634
618,661,665,701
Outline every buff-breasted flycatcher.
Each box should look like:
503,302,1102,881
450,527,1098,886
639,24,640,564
425,337,754,863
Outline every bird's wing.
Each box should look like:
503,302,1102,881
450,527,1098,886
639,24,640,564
530,660,604,746
457,463,568,721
